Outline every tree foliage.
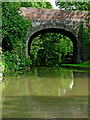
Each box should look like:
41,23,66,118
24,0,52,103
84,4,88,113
78,23,89,51
30,33,73,67
2,2,52,74
55,1,89,57
20,2,52,9
2,2,32,74
55,1,89,11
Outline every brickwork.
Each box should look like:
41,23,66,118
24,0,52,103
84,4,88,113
20,7,88,23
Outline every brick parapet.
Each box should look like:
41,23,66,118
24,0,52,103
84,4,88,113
20,7,88,23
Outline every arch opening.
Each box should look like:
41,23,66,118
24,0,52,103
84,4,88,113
27,28,78,64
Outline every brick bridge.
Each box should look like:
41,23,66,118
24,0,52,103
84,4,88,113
20,7,88,63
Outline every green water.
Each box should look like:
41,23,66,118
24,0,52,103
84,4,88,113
2,67,88,118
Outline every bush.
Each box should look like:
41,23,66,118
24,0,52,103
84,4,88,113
2,2,32,74
2,2,52,74
78,22,89,51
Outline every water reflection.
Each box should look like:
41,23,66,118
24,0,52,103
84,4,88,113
29,67,74,96
2,67,88,118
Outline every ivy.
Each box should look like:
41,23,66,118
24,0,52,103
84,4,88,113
2,2,32,74
2,2,52,74
78,23,89,51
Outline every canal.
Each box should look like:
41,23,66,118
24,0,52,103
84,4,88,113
2,67,88,118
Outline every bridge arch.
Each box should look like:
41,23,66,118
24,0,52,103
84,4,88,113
19,7,88,63
26,22,80,63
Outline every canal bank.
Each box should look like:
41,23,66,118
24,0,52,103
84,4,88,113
60,61,90,71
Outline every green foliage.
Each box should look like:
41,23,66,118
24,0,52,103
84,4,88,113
2,2,52,74
30,33,73,67
55,1,89,11
3,50,32,75
2,2,32,74
55,1,89,60
2,2,31,51
61,60,90,68
78,23,89,51
20,2,52,9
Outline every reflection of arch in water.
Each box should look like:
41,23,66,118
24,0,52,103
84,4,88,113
68,71,88,96
58,77,74,96
70,78,74,89
29,68,74,97
2,72,88,118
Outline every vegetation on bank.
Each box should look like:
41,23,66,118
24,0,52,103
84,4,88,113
2,2,52,75
2,2,32,74
2,2,89,75
61,61,90,69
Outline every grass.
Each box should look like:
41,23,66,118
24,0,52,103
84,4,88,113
61,61,90,68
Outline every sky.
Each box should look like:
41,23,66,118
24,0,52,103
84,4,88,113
46,0,59,9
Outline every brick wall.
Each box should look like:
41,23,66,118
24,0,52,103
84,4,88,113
20,7,88,23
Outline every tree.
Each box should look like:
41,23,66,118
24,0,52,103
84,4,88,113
20,2,52,9
55,1,89,11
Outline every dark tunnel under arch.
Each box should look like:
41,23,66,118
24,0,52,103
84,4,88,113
27,28,78,63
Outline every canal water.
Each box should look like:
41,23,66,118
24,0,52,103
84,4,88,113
2,67,88,118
